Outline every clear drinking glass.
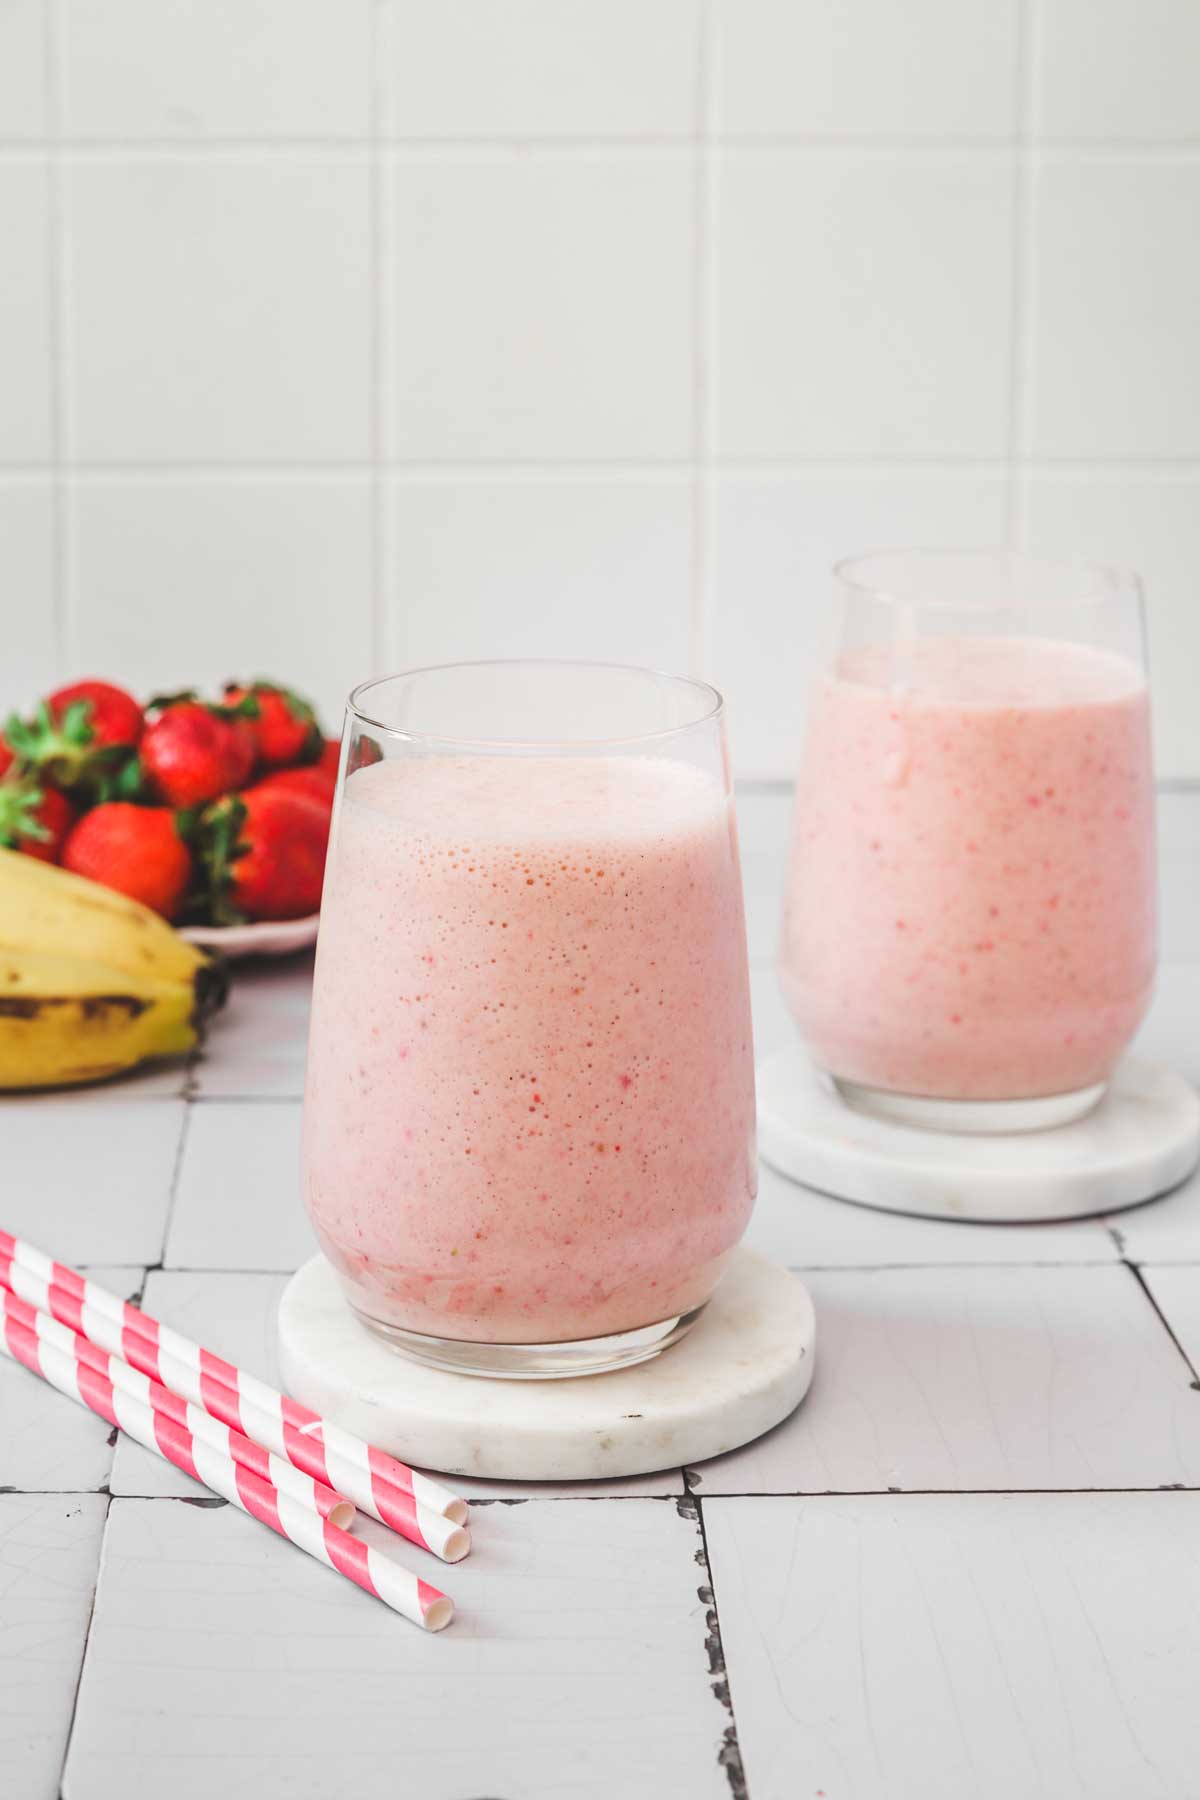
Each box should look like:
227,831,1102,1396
303,661,757,1377
780,550,1157,1132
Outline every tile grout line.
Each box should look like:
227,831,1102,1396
5,456,1200,478
43,0,70,680
1,135,1200,157
141,1255,1132,1274
1123,1260,1200,1386
367,0,387,675
687,0,717,683
9,1482,1200,1502
688,1484,1200,1500
156,1104,194,1269
1005,0,1037,544
690,1492,750,1799
55,1491,111,1799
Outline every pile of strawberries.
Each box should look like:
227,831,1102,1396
0,678,339,923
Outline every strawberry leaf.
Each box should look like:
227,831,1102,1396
187,796,251,926
3,699,110,792
146,689,198,712
209,693,261,722
93,752,145,803
0,773,51,846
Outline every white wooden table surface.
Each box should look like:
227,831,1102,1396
4,787,1200,1800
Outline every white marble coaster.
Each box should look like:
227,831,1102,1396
759,1046,1200,1223
278,1248,815,1482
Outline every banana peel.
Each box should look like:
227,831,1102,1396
0,848,228,1089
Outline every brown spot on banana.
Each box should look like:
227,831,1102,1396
0,995,151,1021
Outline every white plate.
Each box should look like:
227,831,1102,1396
180,914,319,959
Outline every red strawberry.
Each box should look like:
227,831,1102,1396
347,733,382,776
202,785,328,922
317,737,340,781
62,804,193,920
49,680,143,750
0,736,13,779
0,775,75,863
141,697,257,808
224,681,322,769
257,766,335,814
5,679,143,790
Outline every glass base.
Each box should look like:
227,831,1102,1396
349,1300,708,1380
832,1074,1108,1136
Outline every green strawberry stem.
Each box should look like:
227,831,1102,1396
4,699,125,793
148,689,261,722
185,795,251,926
0,773,52,846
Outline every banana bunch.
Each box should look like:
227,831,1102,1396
0,849,228,1088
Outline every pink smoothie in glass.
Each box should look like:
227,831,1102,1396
781,637,1156,1101
303,754,756,1342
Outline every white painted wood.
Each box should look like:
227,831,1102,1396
1,1269,144,1492
279,1249,815,1481
191,955,313,1100
64,1497,731,1800
758,1049,1200,1223
165,1101,315,1271
0,1101,181,1266
0,1494,108,1800
689,1264,1200,1494
745,1157,1119,1269
705,1492,1200,1800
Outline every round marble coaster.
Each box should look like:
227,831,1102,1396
758,1046,1200,1223
278,1248,815,1482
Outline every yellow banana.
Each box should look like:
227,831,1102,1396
0,852,228,1087
0,947,199,1089
0,848,226,1011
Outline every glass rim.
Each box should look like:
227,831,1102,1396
346,658,725,751
833,546,1144,613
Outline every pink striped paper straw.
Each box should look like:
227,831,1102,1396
0,1311,453,1632
0,1231,467,1534
0,1285,370,1538
1,1284,468,1563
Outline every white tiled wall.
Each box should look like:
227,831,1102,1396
2,1,1199,778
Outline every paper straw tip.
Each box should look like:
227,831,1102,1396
442,1526,471,1564
424,1596,454,1632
